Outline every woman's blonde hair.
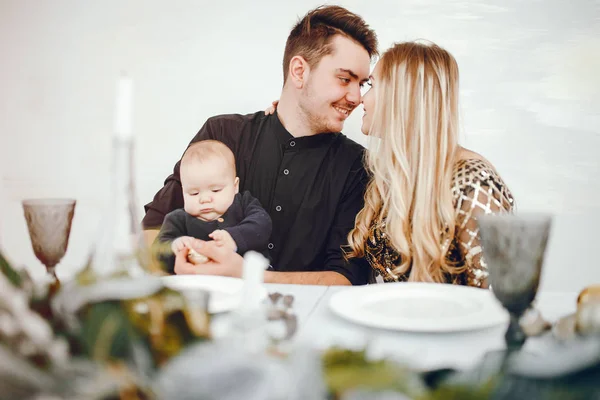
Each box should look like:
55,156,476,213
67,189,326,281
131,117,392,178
347,41,463,282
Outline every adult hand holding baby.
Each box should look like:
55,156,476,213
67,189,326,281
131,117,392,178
171,236,196,254
173,237,204,275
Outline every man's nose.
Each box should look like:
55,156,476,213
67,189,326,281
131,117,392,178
346,83,361,105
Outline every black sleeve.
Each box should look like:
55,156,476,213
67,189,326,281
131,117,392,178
224,191,272,255
344,257,371,286
153,210,188,274
321,156,371,285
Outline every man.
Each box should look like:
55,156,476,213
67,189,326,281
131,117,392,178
143,5,378,285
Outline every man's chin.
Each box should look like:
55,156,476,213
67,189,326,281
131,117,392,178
328,120,345,133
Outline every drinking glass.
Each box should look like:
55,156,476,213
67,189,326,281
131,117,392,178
22,198,76,283
477,213,552,353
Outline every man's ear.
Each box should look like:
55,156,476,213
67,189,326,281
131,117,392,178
288,55,309,89
234,177,240,194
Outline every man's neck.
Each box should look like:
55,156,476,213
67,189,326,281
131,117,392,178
276,93,315,138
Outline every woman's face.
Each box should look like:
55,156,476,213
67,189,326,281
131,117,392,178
360,61,381,135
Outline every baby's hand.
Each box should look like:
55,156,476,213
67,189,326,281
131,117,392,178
171,236,195,254
208,229,237,252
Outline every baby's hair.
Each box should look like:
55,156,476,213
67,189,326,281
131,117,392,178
181,140,236,174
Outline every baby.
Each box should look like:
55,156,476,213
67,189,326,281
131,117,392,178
155,140,272,273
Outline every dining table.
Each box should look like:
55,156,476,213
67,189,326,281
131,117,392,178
227,284,582,371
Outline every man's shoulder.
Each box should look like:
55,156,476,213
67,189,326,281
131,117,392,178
205,111,267,128
332,133,366,158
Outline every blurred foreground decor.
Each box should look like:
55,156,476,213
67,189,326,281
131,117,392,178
1,250,599,399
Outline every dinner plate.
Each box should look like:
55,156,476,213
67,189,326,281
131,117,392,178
329,282,508,332
161,275,267,314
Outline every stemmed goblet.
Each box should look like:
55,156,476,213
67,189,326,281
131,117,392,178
22,198,76,284
477,213,552,355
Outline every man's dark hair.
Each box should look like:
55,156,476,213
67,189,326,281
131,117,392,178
283,5,378,83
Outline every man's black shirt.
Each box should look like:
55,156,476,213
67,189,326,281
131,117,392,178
142,111,370,284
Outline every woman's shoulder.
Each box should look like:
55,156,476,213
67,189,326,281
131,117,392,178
452,148,503,187
452,158,498,187
451,152,515,210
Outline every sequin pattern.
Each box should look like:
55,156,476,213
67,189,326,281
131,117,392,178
366,158,515,287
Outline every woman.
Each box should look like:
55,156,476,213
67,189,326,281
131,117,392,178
346,41,515,287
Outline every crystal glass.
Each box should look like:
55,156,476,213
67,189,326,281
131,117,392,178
22,198,76,282
477,213,552,354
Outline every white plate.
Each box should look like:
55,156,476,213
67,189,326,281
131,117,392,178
329,282,509,332
161,275,267,314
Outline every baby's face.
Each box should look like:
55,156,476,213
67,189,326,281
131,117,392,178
180,157,239,221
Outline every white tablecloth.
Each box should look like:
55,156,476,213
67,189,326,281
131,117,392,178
263,284,579,371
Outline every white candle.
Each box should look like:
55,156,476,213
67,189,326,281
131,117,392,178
114,74,133,139
239,251,268,313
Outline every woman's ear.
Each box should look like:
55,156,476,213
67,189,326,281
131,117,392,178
288,55,309,89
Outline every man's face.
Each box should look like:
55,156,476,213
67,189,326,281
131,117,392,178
181,158,239,222
299,35,371,133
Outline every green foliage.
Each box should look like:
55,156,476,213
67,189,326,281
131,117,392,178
418,381,496,400
80,301,139,363
0,250,22,287
323,347,419,397
322,347,501,400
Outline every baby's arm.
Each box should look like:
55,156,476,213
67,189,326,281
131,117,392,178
154,210,189,273
223,192,273,254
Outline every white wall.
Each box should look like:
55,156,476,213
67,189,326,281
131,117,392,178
1,0,599,290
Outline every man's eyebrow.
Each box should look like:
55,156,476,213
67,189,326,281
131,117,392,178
337,68,360,80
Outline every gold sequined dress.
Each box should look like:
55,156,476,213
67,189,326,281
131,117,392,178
365,158,515,287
